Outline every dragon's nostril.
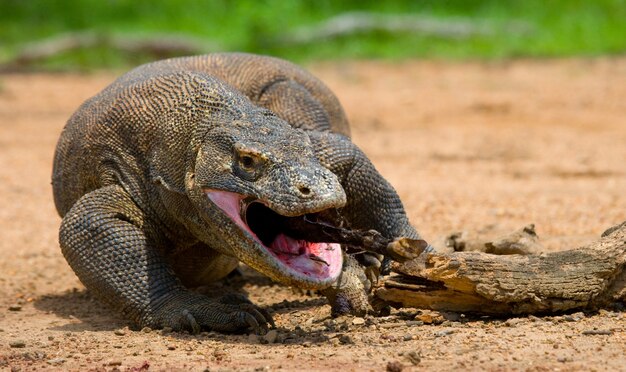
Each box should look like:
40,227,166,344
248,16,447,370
298,186,311,196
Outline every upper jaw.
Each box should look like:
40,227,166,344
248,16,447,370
263,193,347,218
203,189,343,289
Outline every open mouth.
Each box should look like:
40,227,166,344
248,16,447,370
205,190,343,283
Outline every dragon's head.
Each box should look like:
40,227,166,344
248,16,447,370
186,107,346,289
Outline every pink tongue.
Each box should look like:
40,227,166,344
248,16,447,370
269,234,338,277
270,234,304,255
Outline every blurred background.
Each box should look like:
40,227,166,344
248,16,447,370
1,0,625,70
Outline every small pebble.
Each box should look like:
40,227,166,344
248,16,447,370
141,327,152,333
379,323,404,329
338,334,353,344
505,318,522,327
434,329,455,337
415,314,435,324
403,334,413,341
563,312,585,322
415,311,444,324
47,358,66,365
108,361,122,366
381,333,396,341
386,361,404,372
264,330,278,344
405,351,421,365
352,317,365,325
405,320,424,327
167,344,176,350
441,312,461,321
9,340,26,348
113,329,126,336
8,305,22,311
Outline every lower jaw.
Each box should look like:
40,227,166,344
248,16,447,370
257,262,341,289
224,240,342,290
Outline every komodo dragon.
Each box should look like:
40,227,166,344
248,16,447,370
52,53,421,334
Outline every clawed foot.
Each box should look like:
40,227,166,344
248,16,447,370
323,238,431,317
321,253,374,317
151,292,274,335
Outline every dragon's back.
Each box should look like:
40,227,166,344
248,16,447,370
52,53,351,217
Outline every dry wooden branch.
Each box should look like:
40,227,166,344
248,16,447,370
279,12,533,45
2,32,214,69
375,221,626,314
281,214,430,261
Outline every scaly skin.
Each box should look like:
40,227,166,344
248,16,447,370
52,53,420,333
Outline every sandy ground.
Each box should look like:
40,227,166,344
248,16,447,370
0,58,625,371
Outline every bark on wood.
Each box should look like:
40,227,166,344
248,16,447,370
434,223,543,255
375,221,626,314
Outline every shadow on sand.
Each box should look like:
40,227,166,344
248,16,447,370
33,267,328,336
33,289,126,332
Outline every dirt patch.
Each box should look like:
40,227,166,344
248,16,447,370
1,58,625,371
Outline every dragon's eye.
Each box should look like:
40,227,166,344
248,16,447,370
233,146,266,181
240,155,255,170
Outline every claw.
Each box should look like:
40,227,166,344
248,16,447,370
251,306,276,329
243,312,263,335
360,253,382,269
366,267,379,287
249,308,269,333
182,309,201,335
259,308,276,329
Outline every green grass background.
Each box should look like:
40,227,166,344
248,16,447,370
1,0,625,69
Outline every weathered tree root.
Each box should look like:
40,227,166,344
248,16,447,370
375,221,626,314
436,223,543,255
